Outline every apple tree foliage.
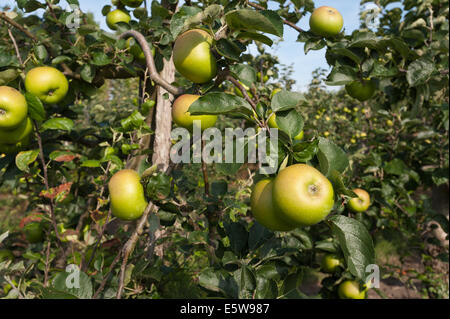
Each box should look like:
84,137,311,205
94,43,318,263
0,0,448,299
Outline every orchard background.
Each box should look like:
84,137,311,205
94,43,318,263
0,0,448,299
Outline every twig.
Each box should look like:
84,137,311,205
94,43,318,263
45,0,59,21
7,29,23,65
83,210,112,272
116,202,156,299
226,75,257,110
427,6,434,47
0,12,38,41
119,30,183,96
92,249,122,299
44,241,51,287
34,122,65,255
4,276,24,299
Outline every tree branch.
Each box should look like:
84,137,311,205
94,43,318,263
118,30,184,96
0,12,38,41
7,29,23,65
116,201,157,299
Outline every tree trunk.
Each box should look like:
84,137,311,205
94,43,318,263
152,57,175,171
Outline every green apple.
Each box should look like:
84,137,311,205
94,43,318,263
386,119,394,127
345,80,376,102
108,169,148,220
272,164,335,226
338,280,367,299
106,8,131,30
0,249,14,262
120,0,143,7
173,29,217,84
172,94,217,131
25,66,69,104
309,6,344,37
348,188,371,213
0,117,33,145
0,86,28,129
250,178,296,231
321,253,342,273
268,113,304,140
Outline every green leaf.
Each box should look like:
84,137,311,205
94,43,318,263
254,277,278,299
304,38,326,54
225,9,283,37
50,270,93,299
325,65,358,86
370,61,399,78
234,266,256,298
41,118,74,132
80,64,96,83
91,52,112,66
274,109,304,140
15,150,39,172
51,56,72,65
188,92,253,116
0,68,20,86
317,137,349,176
248,222,273,251
329,215,375,280
271,90,305,112
328,170,357,197
169,6,202,38
215,38,245,61
406,57,434,87
224,221,248,257
292,139,319,163
146,173,171,200
80,160,101,168
329,46,363,65
25,92,46,122
236,32,273,46
211,180,227,197
120,110,146,131
34,45,48,62
384,158,408,176
229,64,257,87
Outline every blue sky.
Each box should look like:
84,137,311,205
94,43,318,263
2,0,365,91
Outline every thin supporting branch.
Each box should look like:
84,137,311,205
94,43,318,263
44,241,51,287
0,12,38,41
119,30,183,96
116,202,156,299
82,210,112,272
92,250,122,299
34,123,65,255
45,0,59,21
226,75,257,110
427,6,434,46
4,276,24,299
7,29,23,65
